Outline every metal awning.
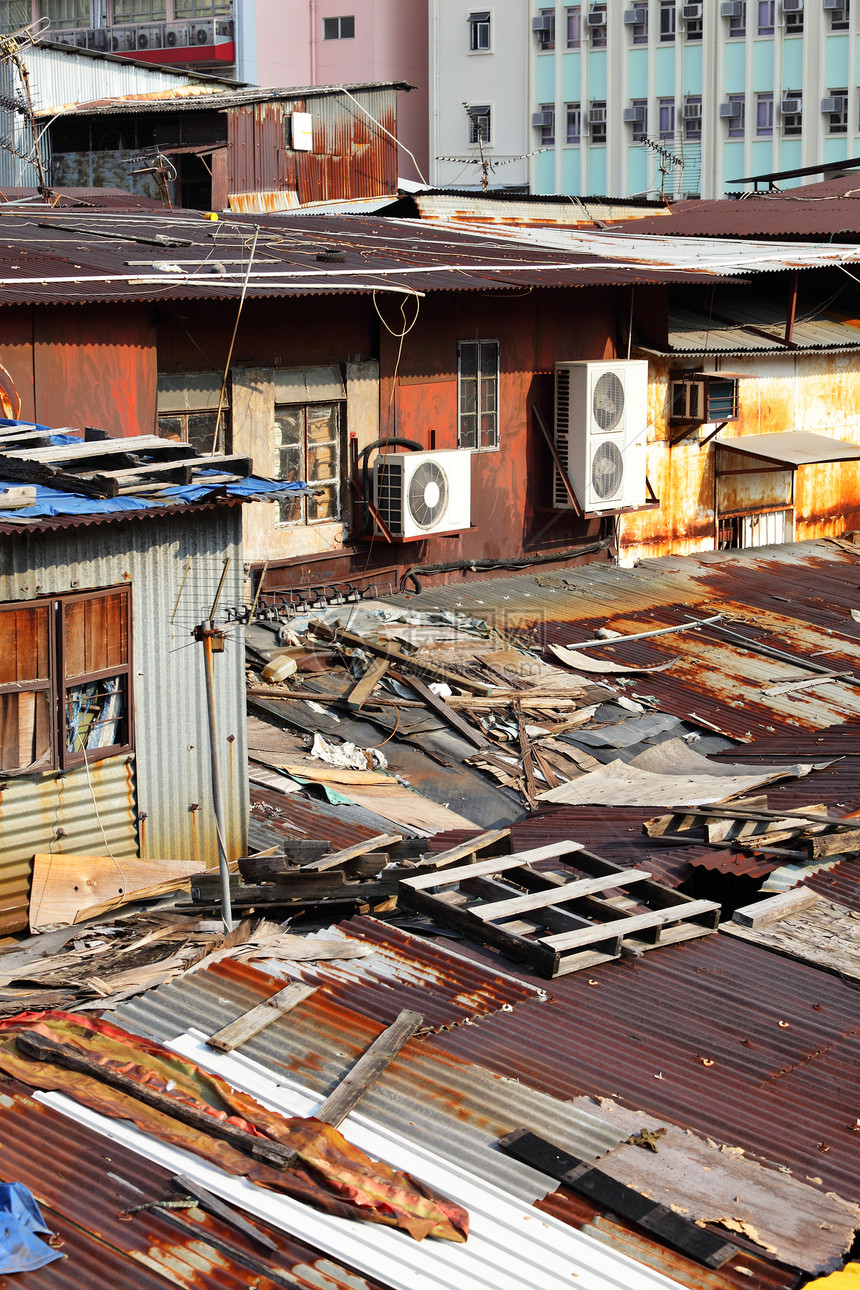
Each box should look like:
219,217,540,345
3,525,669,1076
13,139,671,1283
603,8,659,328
715,431,860,467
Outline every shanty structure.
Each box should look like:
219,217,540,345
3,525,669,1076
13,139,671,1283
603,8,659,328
0,420,297,932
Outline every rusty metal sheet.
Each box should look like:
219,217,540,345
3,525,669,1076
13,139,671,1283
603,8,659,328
614,181,860,240
0,1086,381,1290
249,785,383,851
429,932,860,1206
804,856,860,911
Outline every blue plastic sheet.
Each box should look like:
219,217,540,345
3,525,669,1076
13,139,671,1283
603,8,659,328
0,1182,63,1274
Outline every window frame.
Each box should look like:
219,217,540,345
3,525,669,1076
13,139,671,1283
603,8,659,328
457,339,500,452
757,0,775,33
756,91,774,137
39,0,89,28
728,0,746,36
829,1,849,29
467,103,492,145
825,88,848,135
630,98,648,142
630,5,648,44
589,99,607,144
536,102,555,146
659,0,676,41
669,373,740,424
322,14,355,39
566,3,581,46
588,2,607,45
684,94,702,139
468,9,491,51
535,5,556,47
727,92,746,137
658,97,675,140
0,587,134,777
566,100,582,144
782,90,802,136
273,401,344,527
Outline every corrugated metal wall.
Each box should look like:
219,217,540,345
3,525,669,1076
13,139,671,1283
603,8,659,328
0,58,39,187
0,505,248,931
226,88,398,203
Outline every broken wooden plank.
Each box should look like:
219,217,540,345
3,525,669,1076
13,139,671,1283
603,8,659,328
398,670,489,750
514,702,539,807
207,982,317,1053
15,1030,297,1171
540,899,720,951
807,828,860,859
307,833,404,873
498,1129,738,1269
762,671,852,696
470,869,653,922
732,887,819,930
401,841,585,891
346,657,389,710
425,827,511,870
172,1174,279,1252
0,454,120,498
308,619,495,694
316,1009,423,1128
30,854,201,932
645,797,770,837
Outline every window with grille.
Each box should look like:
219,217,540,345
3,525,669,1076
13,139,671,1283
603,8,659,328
0,589,132,776
275,404,342,525
468,9,490,49
40,0,89,29
684,94,702,139
566,101,581,144
467,103,491,144
589,2,606,45
458,340,499,450
322,14,354,38
589,100,607,143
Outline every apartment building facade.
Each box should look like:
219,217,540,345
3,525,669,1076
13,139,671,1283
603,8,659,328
432,1,860,198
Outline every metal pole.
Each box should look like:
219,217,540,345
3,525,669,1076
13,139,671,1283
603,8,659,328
200,622,233,932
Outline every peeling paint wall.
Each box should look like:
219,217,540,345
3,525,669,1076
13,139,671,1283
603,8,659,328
619,351,860,565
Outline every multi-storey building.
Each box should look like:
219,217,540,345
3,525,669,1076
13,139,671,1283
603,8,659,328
0,0,428,181
432,1,860,198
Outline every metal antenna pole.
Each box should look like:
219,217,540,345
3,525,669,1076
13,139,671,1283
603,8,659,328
195,611,232,933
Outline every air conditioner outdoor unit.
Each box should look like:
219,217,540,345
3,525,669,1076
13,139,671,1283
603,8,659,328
782,0,803,11
623,107,646,123
163,22,189,46
720,0,743,14
373,450,472,540
821,96,846,113
214,18,233,39
683,102,702,118
85,27,107,49
532,110,554,127
191,19,214,43
623,8,646,23
111,27,136,50
682,3,703,18
781,98,802,114
552,361,648,512
73,29,89,45
587,9,607,26
588,106,606,124
134,24,163,48
719,101,741,118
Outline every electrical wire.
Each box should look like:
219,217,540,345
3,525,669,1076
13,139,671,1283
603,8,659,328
211,225,259,453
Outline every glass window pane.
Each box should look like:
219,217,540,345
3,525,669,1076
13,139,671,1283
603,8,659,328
459,415,477,449
278,496,304,525
307,484,337,522
0,690,51,774
307,442,337,482
186,412,219,456
157,416,184,442
459,342,478,379
65,675,127,755
306,405,337,443
0,604,50,684
64,592,128,680
275,408,303,446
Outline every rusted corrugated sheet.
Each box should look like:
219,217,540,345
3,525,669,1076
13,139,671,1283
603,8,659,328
249,785,381,850
430,933,860,1205
615,188,860,240
803,856,860,911
0,1086,381,1290
535,1192,795,1290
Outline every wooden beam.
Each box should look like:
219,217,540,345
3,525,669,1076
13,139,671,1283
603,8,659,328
346,657,390,710
425,827,511,870
172,1175,279,1252
316,1009,423,1128
308,619,495,694
470,869,652,921
732,886,818,930
514,701,538,806
539,899,720,950
398,670,489,750
785,270,798,345
0,454,119,498
401,841,584,891
307,832,404,872
206,983,317,1053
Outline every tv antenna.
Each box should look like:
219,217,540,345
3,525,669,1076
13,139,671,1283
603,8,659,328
637,135,685,200
0,19,51,194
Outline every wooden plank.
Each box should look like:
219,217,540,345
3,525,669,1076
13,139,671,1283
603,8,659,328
277,761,391,786
706,804,829,845
732,887,819,929
172,1174,279,1252
0,454,119,498
498,1130,738,1269
514,702,538,806
398,670,489,750
30,853,201,932
307,832,403,873
15,1031,297,1171
346,657,389,710
316,1009,423,1128
470,869,652,922
401,841,584,891
425,827,511,870
645,797,770,837
207,983,317,1053
7,435,178,462
399,883,560,974
540,899,720,951
808,828,860,859
308,619,495,694
763,671,851,696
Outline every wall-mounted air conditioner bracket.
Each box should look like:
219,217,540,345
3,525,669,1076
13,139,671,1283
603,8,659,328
533,403,583,516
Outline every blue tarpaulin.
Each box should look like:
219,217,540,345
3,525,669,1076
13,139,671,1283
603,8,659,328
0,1182,63,1274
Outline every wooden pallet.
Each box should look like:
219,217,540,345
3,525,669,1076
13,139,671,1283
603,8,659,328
398,841,720,978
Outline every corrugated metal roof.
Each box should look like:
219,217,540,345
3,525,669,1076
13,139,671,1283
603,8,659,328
430,932,860,1206
667,299,860,354
715,432,860,466
46,80,411,116
0,1085,380,1290
802,856,860,911
613,182,860,240
249,783,384,850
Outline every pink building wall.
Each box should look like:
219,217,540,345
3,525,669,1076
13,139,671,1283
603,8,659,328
249,0,428,183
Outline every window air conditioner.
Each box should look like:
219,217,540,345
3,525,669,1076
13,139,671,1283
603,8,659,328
683,102,702,118
532,110,554,127
719,101,741,118
720,0,744,14
588,106,607,123
531,15,553,31
682,2,703,17
821,96,846,113
823,0,843,9
623,107,646,123
624,8,646,23
587,9,607,26
191,19,213,43
373,450,472,540
552,361,648,512
163,22,189,46
782,0,803,10
781,98,802,114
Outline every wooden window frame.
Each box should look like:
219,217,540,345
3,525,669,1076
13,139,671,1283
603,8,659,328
458,339,500,451
0,587,133,777
669,373,740,424
274,401,344,527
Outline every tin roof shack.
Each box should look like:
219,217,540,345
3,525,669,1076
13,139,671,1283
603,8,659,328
0,422,294,933
45,81,408,211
